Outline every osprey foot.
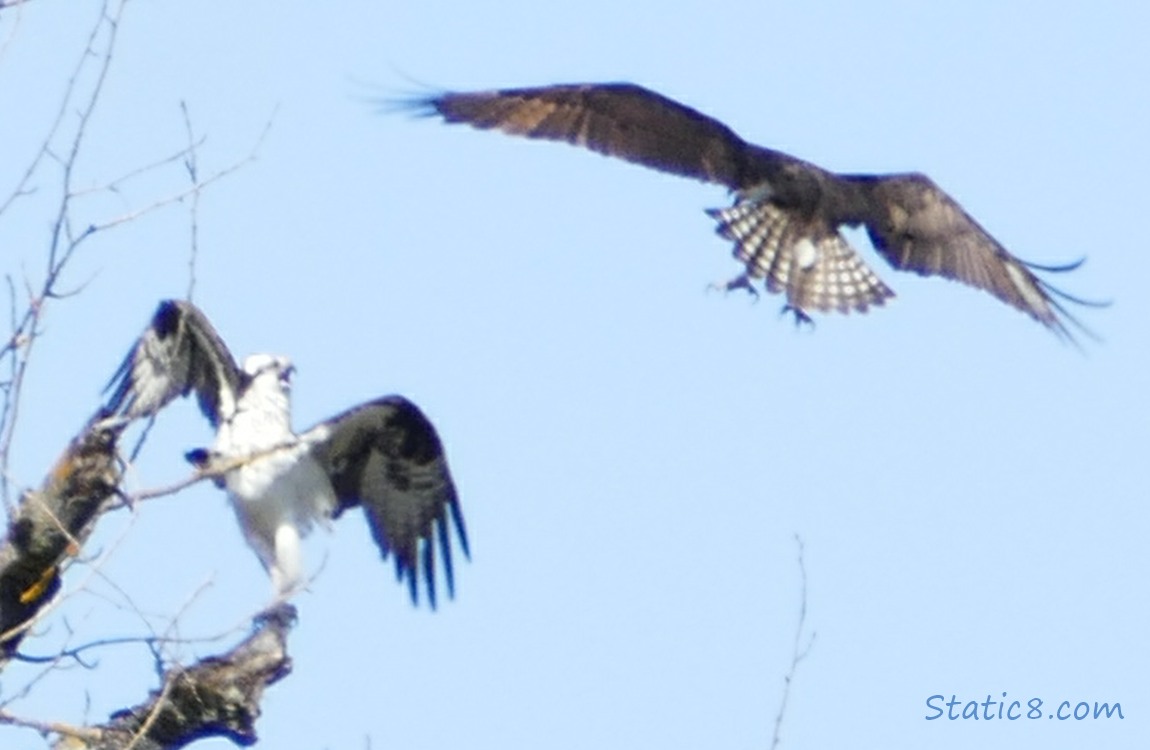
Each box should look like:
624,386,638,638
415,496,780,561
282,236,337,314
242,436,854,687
186,447,227,488
254,601,298,630
780,304,815,329
707,274,760,302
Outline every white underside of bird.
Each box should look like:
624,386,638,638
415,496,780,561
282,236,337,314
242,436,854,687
212,354,335,597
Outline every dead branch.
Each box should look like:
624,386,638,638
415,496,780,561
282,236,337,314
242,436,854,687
0,410,298,748
0,605,295,750
0,414,122,659
87,605,293,749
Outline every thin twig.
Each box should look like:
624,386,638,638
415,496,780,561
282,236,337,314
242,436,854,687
0,0,111,218
181,101,201,302
770,534,816,750
0,0,269,509
0,708,101,743
0,0,27,65
84,156,256,236
69,138,207,200
108,436,299,509
0,0,126,506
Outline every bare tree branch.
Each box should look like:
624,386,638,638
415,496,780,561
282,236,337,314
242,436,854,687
0,2,291,745
116,440,300,507
0,0,28,62
0,0,269,508
0,410,301,748
0,415,123,659
0,0,127,507
0,605,295,749
181,102,202,303
93,605,293,749
770,534,816,750
0,708,102,745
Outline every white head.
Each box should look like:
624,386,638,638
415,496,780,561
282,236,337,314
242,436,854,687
234,353,296,431
242,354,295,392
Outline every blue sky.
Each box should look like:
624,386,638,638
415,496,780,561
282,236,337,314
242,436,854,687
1,1,1146,748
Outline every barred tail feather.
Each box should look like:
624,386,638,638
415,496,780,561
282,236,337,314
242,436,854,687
707,201,894,317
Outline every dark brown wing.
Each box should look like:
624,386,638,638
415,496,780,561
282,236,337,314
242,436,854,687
306,396,468,608
409,82,765,188
104,300,244,428
859,173,1100,340
408,83,1101,337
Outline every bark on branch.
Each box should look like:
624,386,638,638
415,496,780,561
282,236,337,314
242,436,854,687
0,416,296,748
0,414,123,657
57,605,295,750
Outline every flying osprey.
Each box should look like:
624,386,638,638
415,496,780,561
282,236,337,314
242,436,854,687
103,300,468,607
407,82,1101,339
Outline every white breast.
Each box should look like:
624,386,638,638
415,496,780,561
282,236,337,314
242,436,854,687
222,443,338,593
212,366,337,594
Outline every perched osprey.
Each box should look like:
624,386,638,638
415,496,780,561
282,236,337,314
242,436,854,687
103,300,468,607
407,82,1101,339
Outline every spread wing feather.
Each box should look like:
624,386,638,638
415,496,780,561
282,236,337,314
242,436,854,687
104,300,244,427
306,396,468,608
414,83,756,187
407,82,1103,339
860,174,1101,340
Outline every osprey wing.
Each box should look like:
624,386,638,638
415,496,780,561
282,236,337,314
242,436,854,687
104,300,245,428
406,82,1105,337
305,396,468,608
861,173,1104,341
409,82,764,188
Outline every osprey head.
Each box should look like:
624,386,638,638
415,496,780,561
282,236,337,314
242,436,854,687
242,354,295,394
